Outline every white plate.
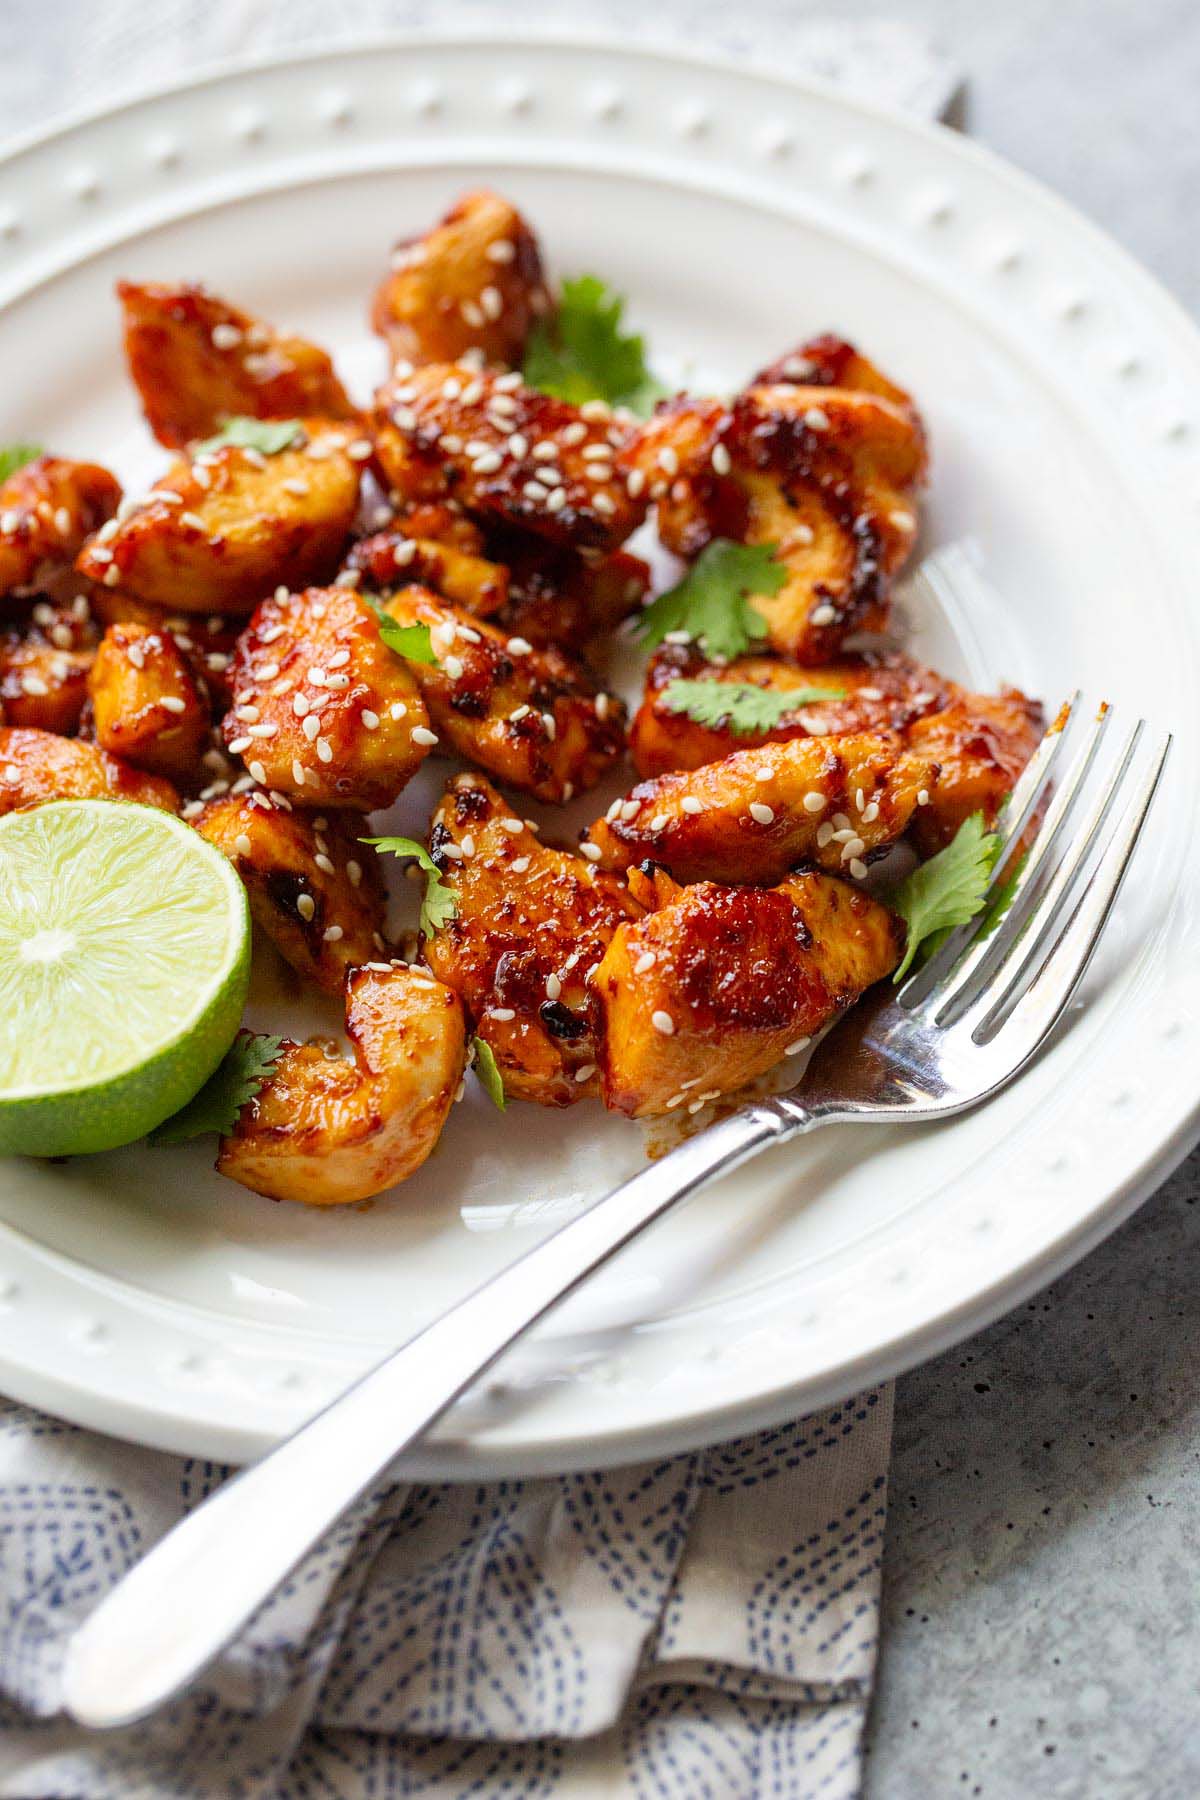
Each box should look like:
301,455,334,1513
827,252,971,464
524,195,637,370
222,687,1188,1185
0,35,1197,1474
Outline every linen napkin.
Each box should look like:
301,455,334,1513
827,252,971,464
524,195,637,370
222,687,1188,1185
0,11,958,1798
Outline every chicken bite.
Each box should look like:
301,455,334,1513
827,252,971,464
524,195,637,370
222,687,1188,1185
0,597,98,733
0,456,121,600
217,965,467,1205
222,585,432,809
584,732,935,886
346,528,511,618
371,364,646,553
485,532,649,651
421,773,644,1106
631,645,956,776
118,280,355,448
593,870,902,1117
371,189,550,370
379,586,625,803
617,337,926,660
194,793,387,991
76,419,364,614
0,726,177,814
91,591,242,709
906,688,1045,854
88,620,212,782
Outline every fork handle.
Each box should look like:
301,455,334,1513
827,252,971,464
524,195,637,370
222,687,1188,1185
63,1100,808,1730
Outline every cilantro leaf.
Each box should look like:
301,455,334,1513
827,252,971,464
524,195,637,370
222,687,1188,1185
471,1037,507,1111
660,677,847,736
377,616,438,665
523,274,665,417
636,540,786,660
889,813,1001,983
195,416,303,456
150,1032,284,1144
363,835,458,935
0,443,43,482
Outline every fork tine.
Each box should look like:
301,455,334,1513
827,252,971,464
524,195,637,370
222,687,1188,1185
898,693,1081,1008
928,705,1137,1029
934,715,1144,1029
972,733,1171,1048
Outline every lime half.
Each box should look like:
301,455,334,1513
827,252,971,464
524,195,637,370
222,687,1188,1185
0,800,250,1156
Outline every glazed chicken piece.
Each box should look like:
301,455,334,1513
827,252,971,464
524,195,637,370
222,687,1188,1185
0,456,121,600
753,333,918,404
906,688,1045,854
379,587,625,803
371,189,550,370
76,419,364,614
194,793,387,991
88,621,212,782
217,965,467,1205
593,870,902,1118
0,726,177,814
371,364,646,554
421,773,644,1106
0,597,98,733
91,590,242,708
348,525,649,651
632,643,1043,854
222,584,432,809
617,336,926,661
584,732,935,886
346,528,511,618
118,281,355,449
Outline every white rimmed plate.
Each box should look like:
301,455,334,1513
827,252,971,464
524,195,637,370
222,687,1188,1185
0,34,1196,1473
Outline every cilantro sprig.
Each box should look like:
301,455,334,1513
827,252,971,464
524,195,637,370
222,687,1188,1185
364,835,458,936
0,443,43,482
195,416,303,457
889,813,1001,982
150,1032,284,1144
523,275,664,417
660,677,847,736
636,540,786,661
471,1037,507,1111
377,617,438,665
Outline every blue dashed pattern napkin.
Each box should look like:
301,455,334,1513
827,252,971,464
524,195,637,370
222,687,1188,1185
0,10,961,1796
0,1389,892,1797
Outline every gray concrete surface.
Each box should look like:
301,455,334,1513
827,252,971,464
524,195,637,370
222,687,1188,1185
3,1,1197,1792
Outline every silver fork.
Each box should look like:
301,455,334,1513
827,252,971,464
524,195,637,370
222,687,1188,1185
62,697,1170,1730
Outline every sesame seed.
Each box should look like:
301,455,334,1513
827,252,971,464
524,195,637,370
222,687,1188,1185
480,285,503,321
460,300,485,328
562,421,588,445
248,760,267,784
580,842,603,862
507,432,529,458
680,796,703,815
227,735,252,755
296,893,315,921
328,649,351,669
786,1036,811,1056
315,852,335,875
443,655,464,680
506,636,532,656
126,642,146,670
211,322,242,349
650,812,669,832
323,925,344,942
595,693,611,720
472,450,503,475
804,406,830,430
259,623,284,643
509,854,530,874
711,443,732,475
154,693,187,716
810,603,837,627
849,858,869,880
832,812,851,830
593,492,616,516
412,725,438,746
572,1063,595,1085
180,510,207,531
542,712,556,740
302,714,321,741
347,860,362,887
291,758,306,785
855,787,866,811
634,951,656,975
391,406,418,431
235,704,260,722
181,800,203,819
652,1010,676,1036
831,827,857,843
307,667,326,687
361,709,380,730
619,799,640,822
546,486,567,513
292,693,310,717
546,974,562,1000
441,376,462,401
19,673,48,696
859,686,883,701
500,817,524,833
316,738,333,763
486,238,516,263
755,766,773,783
626,468,646,497
103,565,120,587
749,801,775,825
917,788,931,806
281,477,309,497
840,836,866,861
87,544,112,564
861,801,880,823
655,446,679,476
459,381,485,406
232,831,253,857
523,480,548,502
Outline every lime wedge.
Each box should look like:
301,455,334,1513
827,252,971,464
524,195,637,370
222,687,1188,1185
0,800,250,1156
